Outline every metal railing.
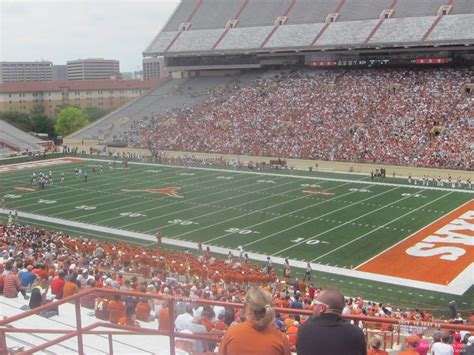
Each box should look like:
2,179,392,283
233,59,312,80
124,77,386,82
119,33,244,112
0,288,473,355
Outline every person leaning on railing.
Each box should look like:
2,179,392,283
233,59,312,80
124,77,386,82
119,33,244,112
219,287,291,355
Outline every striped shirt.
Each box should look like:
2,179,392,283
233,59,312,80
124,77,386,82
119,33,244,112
3,273,21,298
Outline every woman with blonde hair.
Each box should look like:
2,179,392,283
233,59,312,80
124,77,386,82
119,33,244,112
219,287,291,355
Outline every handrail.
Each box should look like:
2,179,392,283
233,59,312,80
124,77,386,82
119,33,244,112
1,288,473,355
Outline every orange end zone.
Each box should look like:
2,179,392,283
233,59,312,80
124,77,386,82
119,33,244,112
357,200,474,285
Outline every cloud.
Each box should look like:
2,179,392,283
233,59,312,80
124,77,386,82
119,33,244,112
0,0,179,71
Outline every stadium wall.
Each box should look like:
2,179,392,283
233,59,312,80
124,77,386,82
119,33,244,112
63,139,474,180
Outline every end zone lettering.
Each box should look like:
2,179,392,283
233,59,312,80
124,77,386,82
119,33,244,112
357,200,474,285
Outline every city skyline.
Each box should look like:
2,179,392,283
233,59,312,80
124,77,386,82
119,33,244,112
0,0,179,72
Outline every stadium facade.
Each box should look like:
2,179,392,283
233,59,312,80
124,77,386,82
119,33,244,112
144,0,474,75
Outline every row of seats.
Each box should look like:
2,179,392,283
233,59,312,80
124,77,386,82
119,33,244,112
162,0,474,32
147,13,474,53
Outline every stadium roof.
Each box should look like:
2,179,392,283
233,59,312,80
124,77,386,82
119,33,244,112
144,0,474,56
0,79,162,94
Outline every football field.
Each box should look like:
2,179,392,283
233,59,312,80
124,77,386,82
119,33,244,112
1,157,473,311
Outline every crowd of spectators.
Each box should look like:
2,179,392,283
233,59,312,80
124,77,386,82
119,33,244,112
120,67,472,171
1,221,473,353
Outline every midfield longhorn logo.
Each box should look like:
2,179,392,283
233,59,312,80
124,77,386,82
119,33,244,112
121,187,183,198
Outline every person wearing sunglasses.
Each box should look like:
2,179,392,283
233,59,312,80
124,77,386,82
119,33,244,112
297,288,367,355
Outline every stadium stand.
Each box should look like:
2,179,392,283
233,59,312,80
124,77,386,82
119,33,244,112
427,13,474,42
113,67,471,170
316,19,380,46
1,221,473,353
392,0,447,18
73,75,241,142
237,0,293,27
0,121,43,154
286,0,337,24
451,0,474,14
169,28,223,52
369,16,437,44
216,26,274,50
189,0,246,30
265,23,325,48
163,0,201,32
338,0,393,22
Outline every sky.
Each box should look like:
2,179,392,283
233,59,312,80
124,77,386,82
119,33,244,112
0,0,179,72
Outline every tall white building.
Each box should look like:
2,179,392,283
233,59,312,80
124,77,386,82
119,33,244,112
0,61,53,83
67,58,120,81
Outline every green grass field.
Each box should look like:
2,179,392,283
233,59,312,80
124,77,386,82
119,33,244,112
1,157,472,314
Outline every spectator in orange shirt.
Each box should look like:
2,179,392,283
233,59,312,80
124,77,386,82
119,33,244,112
108,295,126,324
219,287,291,355
136,298,152,322
367,335,388,355
62,275,79,298
398,335,420,355
158,300,171,332
215,313,228,331
287,321,299,349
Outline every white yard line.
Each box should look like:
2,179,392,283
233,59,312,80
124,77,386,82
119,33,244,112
140,181,340,234
245,186,399,249
99,176,294,230
0,166,174,206
73,173,263,221
310,191,453,262
273,188,427,255
200,181,359,243
125,176,315,231
0,207,468,295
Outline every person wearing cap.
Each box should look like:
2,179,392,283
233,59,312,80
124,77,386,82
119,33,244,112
296,288,366,355
399,335,421,355
219,287,291,355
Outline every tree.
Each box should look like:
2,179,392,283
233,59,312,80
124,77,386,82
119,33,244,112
0,110,32,131
30,105,56,138
55,107,89,136
83,106,106,122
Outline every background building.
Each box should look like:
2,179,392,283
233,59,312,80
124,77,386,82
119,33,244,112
0,79,161,117
67,58,120,81
52,65,67,81
143,57,167,80
0,61,53,83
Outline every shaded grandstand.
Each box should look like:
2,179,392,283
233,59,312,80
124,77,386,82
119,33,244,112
0,120,44,156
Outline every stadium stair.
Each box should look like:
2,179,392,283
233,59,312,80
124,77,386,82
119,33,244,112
422,0,453,41
165,0,204,52
211,0,250,50
0,296,174,354
311,0,346,45
364,0,398,43
260,0,297,48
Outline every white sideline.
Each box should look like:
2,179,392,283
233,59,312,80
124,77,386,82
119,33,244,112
0,208,469,295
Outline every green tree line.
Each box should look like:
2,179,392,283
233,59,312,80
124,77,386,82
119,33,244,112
0,105,107,137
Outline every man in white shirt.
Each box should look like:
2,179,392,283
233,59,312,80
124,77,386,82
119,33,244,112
431,331,454,355
175,305,194,331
